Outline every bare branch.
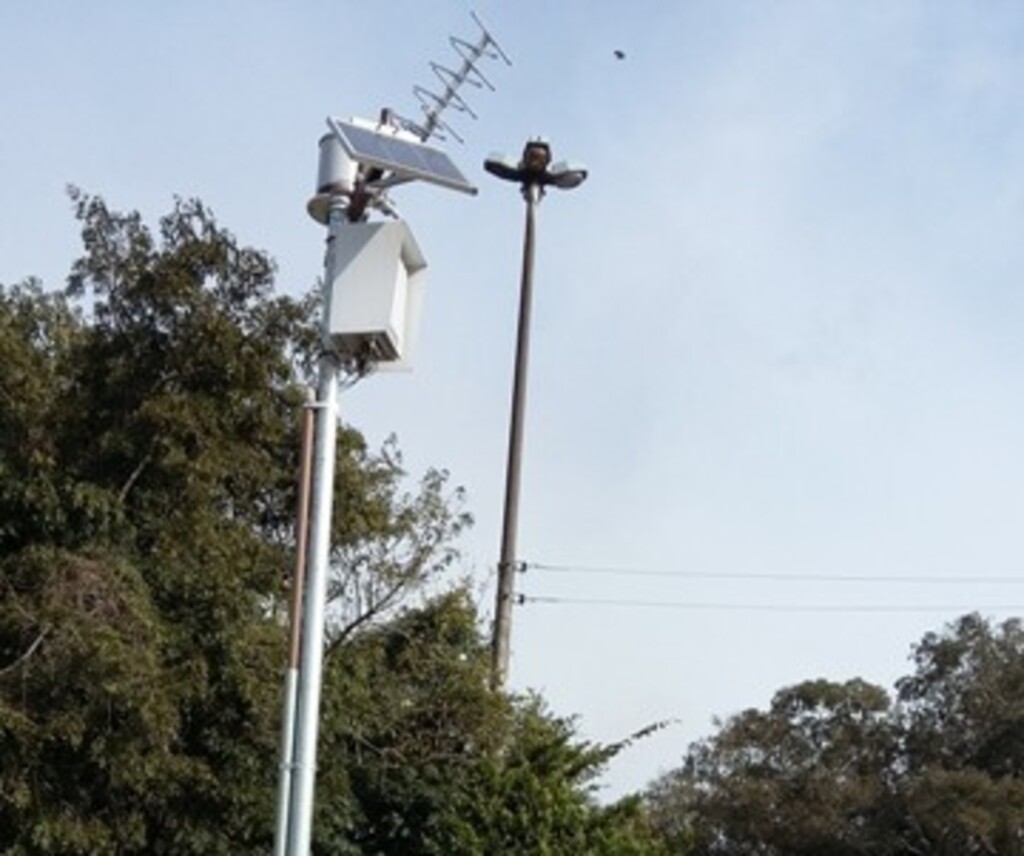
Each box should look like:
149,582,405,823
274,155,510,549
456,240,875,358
118,450,154,503
325,578,410,656
0,628,49,678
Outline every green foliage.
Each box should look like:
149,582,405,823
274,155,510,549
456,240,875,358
435,700,667,856
898,613,1024,777
893,614,1024,854
0,280,93,553
646,614,1024,855
0,191,321,854
0,547,173,854
648,678,896,855
314,591,666,855
0,192,661,854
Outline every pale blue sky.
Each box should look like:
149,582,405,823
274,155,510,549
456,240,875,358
3,1,1024,799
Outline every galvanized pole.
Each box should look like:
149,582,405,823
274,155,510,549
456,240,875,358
285,202,345,855
273,387,316,856
491,181,540,690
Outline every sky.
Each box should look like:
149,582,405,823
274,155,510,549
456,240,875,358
3,1,1024,800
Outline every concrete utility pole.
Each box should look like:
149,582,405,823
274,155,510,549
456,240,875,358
485,140,587,690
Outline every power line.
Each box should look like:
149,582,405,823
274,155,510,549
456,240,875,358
525,561,1024,586
519,594,1024,614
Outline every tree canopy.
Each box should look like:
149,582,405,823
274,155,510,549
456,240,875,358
646,613,1024,855
0,191,656,854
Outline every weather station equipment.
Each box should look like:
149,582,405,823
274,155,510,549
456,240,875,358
306,118,479,368
275,15,509,856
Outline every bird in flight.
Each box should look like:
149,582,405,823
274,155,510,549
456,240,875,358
614,49,626,60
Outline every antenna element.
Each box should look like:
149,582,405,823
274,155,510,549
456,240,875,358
391,12,510,143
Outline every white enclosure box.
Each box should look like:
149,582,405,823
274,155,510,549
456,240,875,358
325,221,426,366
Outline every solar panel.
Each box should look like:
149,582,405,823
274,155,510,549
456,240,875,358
327,118,477,196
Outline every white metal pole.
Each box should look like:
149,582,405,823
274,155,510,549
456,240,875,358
286,203,345,855
273,667,300,854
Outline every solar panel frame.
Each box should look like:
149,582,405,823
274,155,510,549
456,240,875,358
327,118,478,196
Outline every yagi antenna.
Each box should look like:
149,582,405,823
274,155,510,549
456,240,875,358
389,11,510,144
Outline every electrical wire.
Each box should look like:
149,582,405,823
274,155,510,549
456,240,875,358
519,594,1024,614
525,562,1024,586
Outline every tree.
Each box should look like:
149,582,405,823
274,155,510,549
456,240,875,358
313,590,666,855
645,615,1024,855
0,191,466,853
898,614,1024,777
893,614,1024,855
647,678,897,855
0,191,662,854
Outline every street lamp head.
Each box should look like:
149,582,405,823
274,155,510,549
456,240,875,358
520,139,552,178
483,139,587,193
484,152,522,183
547,160,588,190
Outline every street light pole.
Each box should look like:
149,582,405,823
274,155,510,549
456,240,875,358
485,140,587,690
493,180,540,691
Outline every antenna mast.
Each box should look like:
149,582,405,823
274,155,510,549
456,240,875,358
279,14,511,856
